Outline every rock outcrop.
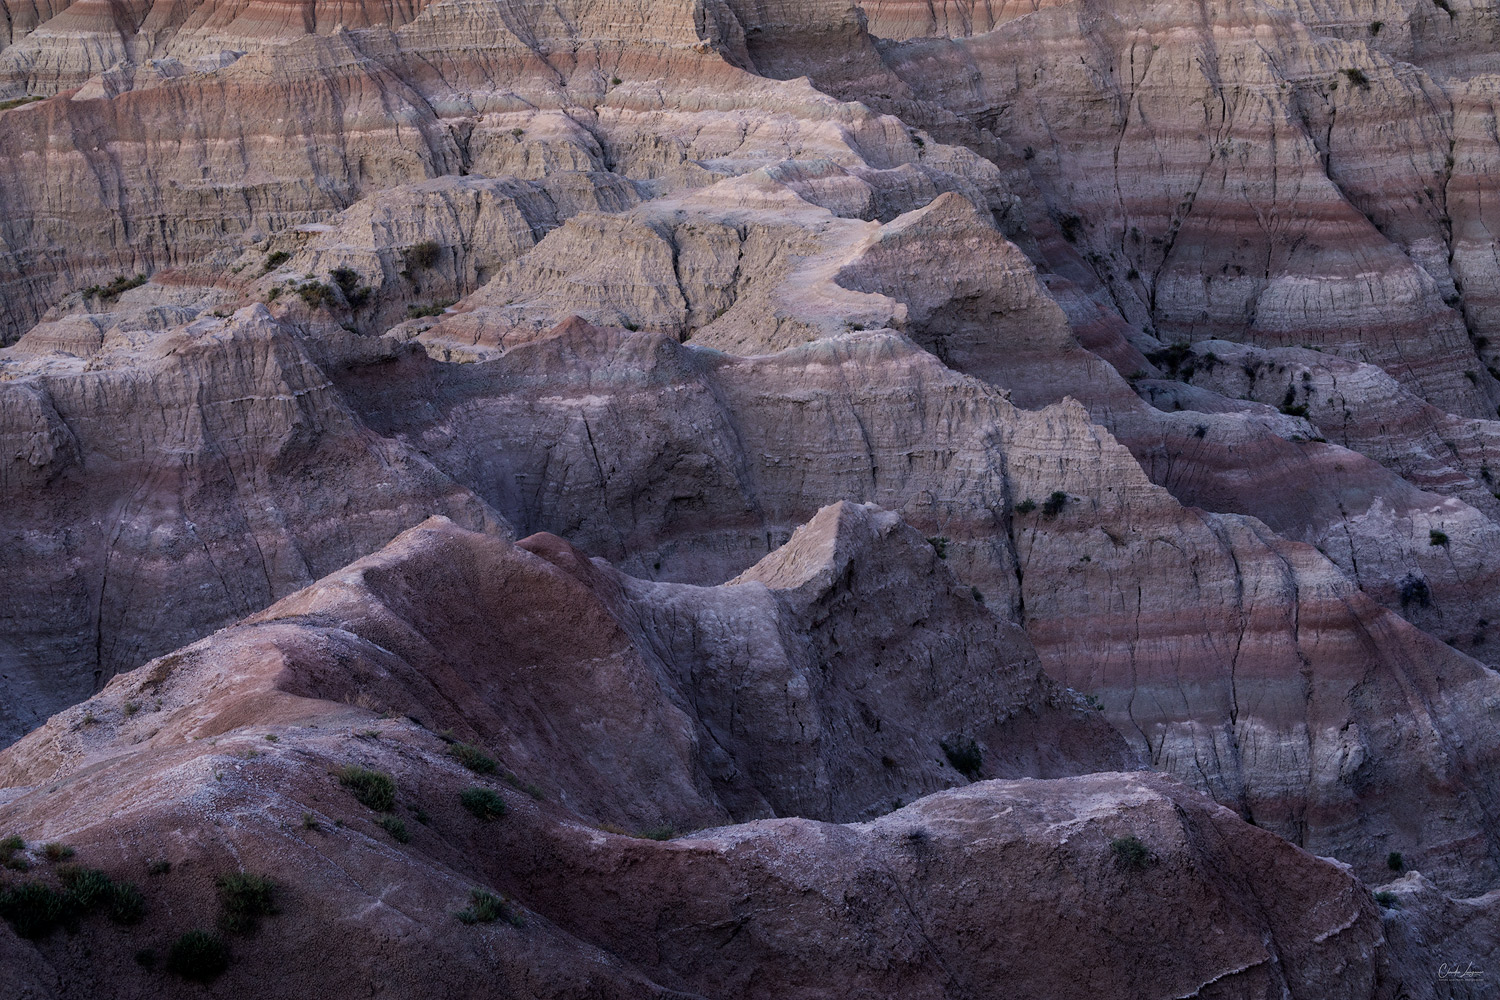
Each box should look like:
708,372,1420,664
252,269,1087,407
0,515,1385,1000
0,305,493,741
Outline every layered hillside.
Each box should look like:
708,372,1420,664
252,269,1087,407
0,514,1417,998
3,0,1500,995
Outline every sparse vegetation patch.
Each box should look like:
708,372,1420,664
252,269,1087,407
448,742,498,774
166,929,231,982
460,787,507,821
338,765,397,812
456,888,523,926
84,274,147,302
379,816,411,843
0,867,144,938
404,240,441,270
940,735,983,780
216,872,279,934
1111,834,1155,871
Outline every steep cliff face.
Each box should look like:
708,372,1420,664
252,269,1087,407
0,305,493,740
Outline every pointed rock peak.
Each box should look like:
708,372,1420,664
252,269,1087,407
517,531,610,590
546,315,608,340
882,190,993,238
729,500,911,594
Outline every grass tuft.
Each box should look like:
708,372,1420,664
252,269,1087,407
216,873,279,934
378,816,411,843
338,765,397,812
448,743,497,774
166,929,230,982
460,787,507,821
1111,834,1155,871
456,888,523,926
42,843,74,863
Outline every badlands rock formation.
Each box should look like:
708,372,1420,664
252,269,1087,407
3,0,1500,994
0,516,1386,999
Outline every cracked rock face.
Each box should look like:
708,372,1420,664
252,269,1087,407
4,0,1500,994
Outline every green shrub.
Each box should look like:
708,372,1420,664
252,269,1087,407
1430,529,1450,547
1042,491,1069,517
0,96,43,111
636,825,675,841
940,736,983,780
1058,213,1084,243
261,250,291,274
60,867,145,924
460,787,507,821
378,816,411,844
1388,851,1405,871
84,274,147,302
0,866,145,937
330,266,370,308
926,536,950,559
404,240,442,270
1398,574,1431,608
502,772,546,800
107,882,146,924
456,888,523,926
0,835,23,854
448,743,497,774
1111,834,1154,871
1374,890,1400,909
338,766,397,812
0,882,69,939
1342,67,1371,89
1145,342,1194,378
216,873,279,934
166,929,231,982
406,301,454,319
147,859,171,876
297,282,337,309
42,843,74,862
1015,498,1037,514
